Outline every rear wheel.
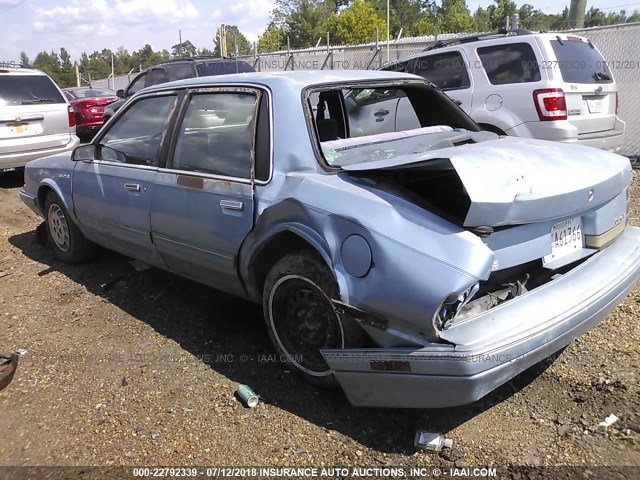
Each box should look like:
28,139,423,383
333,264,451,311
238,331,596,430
263,252,364,388
44,192,96,264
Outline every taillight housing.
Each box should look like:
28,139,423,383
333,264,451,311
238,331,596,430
67,105,76,128
533,88,567,121
615,92,619,115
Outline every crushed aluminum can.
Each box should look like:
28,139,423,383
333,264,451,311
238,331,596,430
414,431,453,452
236,385,259,408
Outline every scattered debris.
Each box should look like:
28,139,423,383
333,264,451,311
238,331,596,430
0,271,8,279
129,260,151,272
121,376,128,387
151,433,160,441
16,348,28,356
182,407,194,413
0,354,19,391
414,431,453,452
236,385,259,408
100,276,124,292
598,414,619,428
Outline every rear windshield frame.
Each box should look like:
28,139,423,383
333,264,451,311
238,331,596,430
550,39,613,84
0,75,65,105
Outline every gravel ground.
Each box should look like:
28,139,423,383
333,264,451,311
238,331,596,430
0,167,639,477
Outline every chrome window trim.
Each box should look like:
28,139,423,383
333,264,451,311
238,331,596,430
157,167,252,185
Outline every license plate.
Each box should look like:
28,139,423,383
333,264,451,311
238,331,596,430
10,124,28,134
586,99,601,113
543,217,583,265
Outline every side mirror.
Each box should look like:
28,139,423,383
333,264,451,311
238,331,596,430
72,144,96,162
116,89,125,98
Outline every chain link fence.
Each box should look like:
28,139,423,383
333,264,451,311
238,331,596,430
91,24,640,155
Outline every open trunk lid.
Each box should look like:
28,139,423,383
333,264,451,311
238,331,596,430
343,135,631,227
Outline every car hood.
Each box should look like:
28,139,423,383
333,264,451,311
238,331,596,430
344,136,632,227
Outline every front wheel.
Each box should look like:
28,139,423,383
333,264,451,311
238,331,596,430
44,192,96,264
263,252,364,388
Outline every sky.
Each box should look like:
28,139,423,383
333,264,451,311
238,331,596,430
0,0,638,64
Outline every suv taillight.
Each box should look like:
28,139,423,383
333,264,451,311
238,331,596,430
68,105,76,128
533,89,567,121
616,92,619,115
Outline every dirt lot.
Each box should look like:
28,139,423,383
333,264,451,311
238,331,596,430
0,167,639,477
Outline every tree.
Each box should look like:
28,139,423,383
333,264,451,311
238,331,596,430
214,25,252,56
438,0,474,33
33,51,62,84
258,23,285,53
19,51,30,68
473,7,491,32
274,0,335,48
171,40,197,58
326,0,386,44
488,0,518,30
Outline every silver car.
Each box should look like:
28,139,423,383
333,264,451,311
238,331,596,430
19,71,640,408
0,66,79,172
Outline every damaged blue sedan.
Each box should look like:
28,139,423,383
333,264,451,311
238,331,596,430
19,71,640,408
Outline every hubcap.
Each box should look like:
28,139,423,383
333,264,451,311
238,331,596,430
269,275,344,376
47,203,70,253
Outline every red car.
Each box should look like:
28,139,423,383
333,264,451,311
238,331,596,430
63,87,117,138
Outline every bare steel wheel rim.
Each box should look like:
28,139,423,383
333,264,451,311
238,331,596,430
47,204,70,253
268,274,345,377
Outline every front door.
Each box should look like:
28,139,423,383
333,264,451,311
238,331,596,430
72,93,178,264
151,89,259,296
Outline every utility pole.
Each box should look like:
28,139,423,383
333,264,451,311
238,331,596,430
219,24,227,58
386,0,390,63
179,29,182,56
568,0,586,28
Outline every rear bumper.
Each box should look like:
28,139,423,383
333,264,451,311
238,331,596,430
506,117,625,152
323,227,640,408
0,136,80,170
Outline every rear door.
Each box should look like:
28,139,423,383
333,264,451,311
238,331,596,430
0,73,71,155
151,88,260,296
409,50,474,112
72,92,179,264
547,37,617,135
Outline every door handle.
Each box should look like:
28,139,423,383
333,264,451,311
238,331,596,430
220,200,244,211
454,100,463,106
124,183,141,192
374,109,390,117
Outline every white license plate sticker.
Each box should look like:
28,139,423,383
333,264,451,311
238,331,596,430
586,99,601,113
543,217,583,264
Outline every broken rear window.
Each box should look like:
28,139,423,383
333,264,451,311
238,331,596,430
307,82,478,167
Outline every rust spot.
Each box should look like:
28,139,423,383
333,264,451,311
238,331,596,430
177,175,204,189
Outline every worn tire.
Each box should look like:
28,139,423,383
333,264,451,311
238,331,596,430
44,192,96,264
263,251,364,389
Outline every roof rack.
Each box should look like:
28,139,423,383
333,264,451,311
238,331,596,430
423,29,533,52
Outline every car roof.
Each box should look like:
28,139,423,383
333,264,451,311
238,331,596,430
143,70,423,94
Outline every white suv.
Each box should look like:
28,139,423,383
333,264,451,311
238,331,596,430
382,30,625,151
0,66,79,172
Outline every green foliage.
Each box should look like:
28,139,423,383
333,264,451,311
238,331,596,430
214,25,252,56
171,40,197,58
258,23,286,53
326,0,386,44
19,51,30,68
438,0,473,33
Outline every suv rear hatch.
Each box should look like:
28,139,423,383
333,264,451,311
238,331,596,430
0,73,72,156
547,36,617,136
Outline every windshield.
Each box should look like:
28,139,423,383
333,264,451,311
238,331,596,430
308,83,478,167
0,75,65,106
550,39,613,84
